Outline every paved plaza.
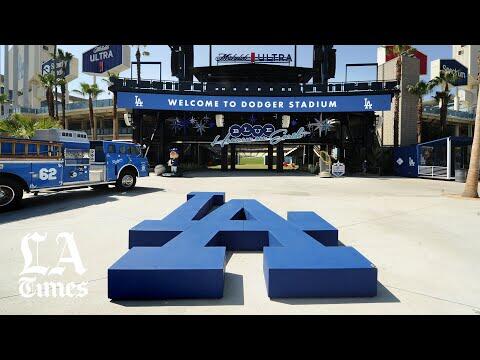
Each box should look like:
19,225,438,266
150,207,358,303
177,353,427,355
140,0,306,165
1,171,479,314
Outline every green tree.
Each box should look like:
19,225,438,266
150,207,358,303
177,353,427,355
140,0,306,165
0,93,10,118
72,83,103,140
37,73,56,118
428,69,460,137
462,56,480,198
56,49,74,129
407,80,431,143
0,113,61,138
387,45,416,147
102,71,120,140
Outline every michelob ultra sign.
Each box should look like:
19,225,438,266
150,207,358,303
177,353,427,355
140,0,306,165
82,45,131,76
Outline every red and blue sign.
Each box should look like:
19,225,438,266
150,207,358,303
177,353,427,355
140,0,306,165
82,45,125,75
117,92,393,113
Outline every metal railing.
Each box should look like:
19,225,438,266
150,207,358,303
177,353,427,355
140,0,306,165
84,127,133,136
110,78,399,96
18,98,116,115
423,106,476,120
418,165,448,178
0,137,63,160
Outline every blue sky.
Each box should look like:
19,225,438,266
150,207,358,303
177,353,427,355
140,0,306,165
1,45,452,100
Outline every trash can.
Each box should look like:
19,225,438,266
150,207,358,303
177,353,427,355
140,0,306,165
455,169,467,183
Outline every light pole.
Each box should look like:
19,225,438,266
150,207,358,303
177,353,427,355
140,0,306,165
3,45,9,117
12,45,18,111
23,45,29,108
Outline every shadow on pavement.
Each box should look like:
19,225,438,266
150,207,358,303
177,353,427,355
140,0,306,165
0,186,163,225
270,282,400,305
111,272,245,307
182,170,317,178
180,170,405,180
111,279,397,308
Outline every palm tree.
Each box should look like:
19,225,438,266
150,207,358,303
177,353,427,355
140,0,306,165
56,49,73,129
53,45,59,120
102,71,120,140
0,93,10,118
462,56,480,198
57,78,68,128
428,69,459,137
37,73,56,118
387,45,416,147
407,80,431,143
72,82,103,140
0,113,61,138
131,45,149,84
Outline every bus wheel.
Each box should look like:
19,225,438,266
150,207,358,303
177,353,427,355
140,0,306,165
0,178,23,211
115,170,137,192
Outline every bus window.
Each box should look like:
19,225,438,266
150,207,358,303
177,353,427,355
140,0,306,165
119,145,126,154
128,146,141,156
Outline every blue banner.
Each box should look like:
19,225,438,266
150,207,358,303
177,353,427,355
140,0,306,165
117,92,392,113
439,59,468,86
41,59,70,77
82,45,124,74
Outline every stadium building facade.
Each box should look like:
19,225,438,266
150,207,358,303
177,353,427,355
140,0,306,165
110,46,398,172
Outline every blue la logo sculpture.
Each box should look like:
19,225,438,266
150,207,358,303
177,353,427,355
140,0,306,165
108,192,377,299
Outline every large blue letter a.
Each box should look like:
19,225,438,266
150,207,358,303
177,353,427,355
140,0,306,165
108,192,377,299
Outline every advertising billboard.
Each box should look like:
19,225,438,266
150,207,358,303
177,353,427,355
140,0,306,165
430,59,468,86
41,57,79,82
82,45,131,76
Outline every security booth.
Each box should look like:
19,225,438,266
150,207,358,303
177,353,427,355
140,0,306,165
394,136,473,181
418,136,472,180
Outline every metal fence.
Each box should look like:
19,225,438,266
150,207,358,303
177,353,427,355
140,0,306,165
84,127,133,135
111,78,399,96
18,98,115,115
423,105,476,120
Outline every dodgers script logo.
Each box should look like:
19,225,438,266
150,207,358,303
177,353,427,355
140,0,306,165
108,192,377,299
211,123,310,148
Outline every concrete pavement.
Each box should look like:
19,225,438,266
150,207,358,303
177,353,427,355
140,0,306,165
1,171,479,314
